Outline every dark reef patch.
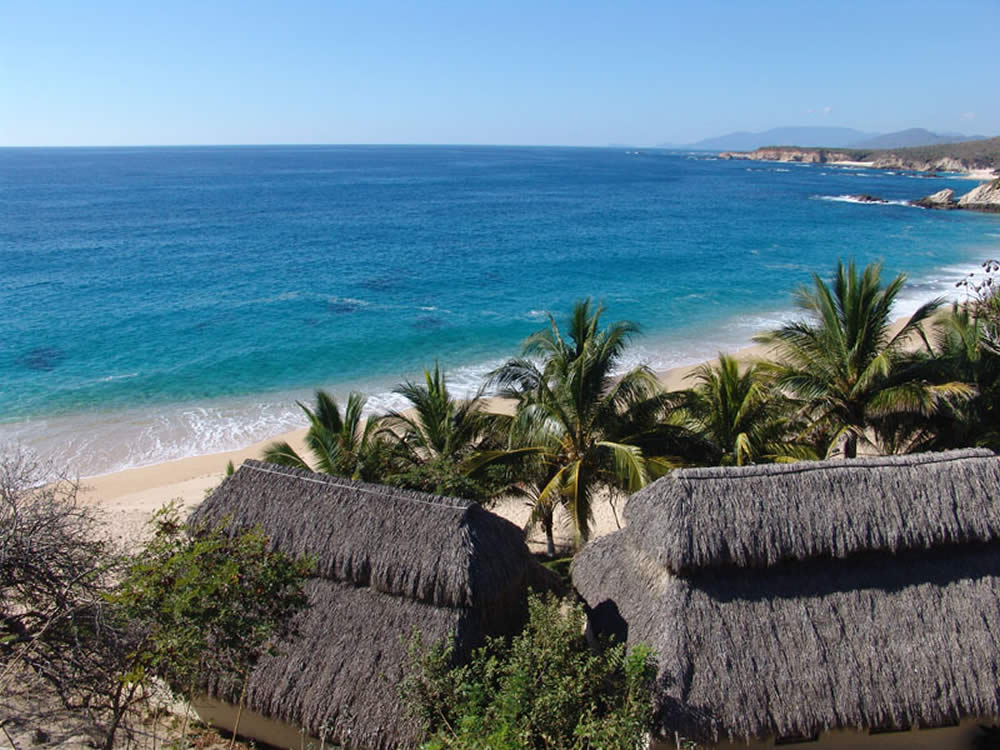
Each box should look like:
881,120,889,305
19,346,65,372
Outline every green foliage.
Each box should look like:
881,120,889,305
379,362,510,502
262,390,384,481
677,354,813,465
488,299,685,546
113,504,311,693
540,556,574,590
917,262,1000,451
386,454,509,504
402,594,656,750
755,259,971,458
386,362,500,463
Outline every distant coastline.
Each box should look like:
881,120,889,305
719,136,1000,180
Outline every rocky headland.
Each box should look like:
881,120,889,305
720,136,1000,179
849,179,1000,213
719,147,857,164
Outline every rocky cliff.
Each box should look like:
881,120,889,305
870,154,972,172
719,148,856,163
913,189,958,209
720,137,1000,176
956,179,1000,212
911,181,1000,212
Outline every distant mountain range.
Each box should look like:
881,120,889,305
662,127,988,152
846,128,987,150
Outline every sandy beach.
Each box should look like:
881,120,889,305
77,339,768,550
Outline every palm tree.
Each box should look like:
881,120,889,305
378,363,509,501
487,299,670,547
755,259,969,458
262,390,383,479
901,303,1000,452
677,353,812,465
384,362,497,465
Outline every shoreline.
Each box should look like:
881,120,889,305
76,338,768,547
65,310,945,552
728,153,998,182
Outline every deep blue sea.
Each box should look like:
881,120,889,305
3,145,999,476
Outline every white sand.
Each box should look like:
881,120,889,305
958,169,999,181
77,339,768,548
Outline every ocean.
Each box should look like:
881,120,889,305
2,145,998,476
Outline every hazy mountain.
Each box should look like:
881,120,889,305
847,128,986,149
674,127,876,151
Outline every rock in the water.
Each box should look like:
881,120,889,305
957,179,1000,212
852,194,890,204
913,188,957,209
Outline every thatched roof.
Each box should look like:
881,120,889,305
626,448,1000,572
193,460,559,750
572,449,1000,745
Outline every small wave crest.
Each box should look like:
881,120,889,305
98,372,139,383
0,399,309,478
814,195,916,207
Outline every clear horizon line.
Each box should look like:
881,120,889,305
0,141,720,151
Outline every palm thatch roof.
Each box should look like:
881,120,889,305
572,449,1000,745
192,460,559,750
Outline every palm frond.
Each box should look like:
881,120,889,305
261,441,312,471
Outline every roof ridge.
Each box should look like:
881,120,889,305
241,461,472,511
672,448,996,482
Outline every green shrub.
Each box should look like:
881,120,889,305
402,593,656,750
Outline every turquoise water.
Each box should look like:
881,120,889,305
3,145,999,475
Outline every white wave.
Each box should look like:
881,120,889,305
328,296,370,307
814,195,916,207
0,397,309,478
98,372,139,382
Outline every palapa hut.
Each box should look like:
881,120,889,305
189,459,560,750
572,448,1000,750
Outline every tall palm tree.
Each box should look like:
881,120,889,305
755,259,969,458
487,299,670,547
262,390,382,479
677,353,812,466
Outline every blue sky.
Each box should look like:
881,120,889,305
2,0,998,146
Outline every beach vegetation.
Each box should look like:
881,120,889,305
0,445,130,747
112,504,310,748
377,362,512,501
755,259,971,458
486,299,680,546
384,362,499,465
1,446,310,750
402,593,656,750
675,354,815,465
909,264,1000,452
262,390,385,480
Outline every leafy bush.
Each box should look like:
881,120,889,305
114,504,312,693
1,450,311,750
402,594,656,750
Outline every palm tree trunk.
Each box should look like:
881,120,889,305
542,509,555,558
844,433,858,459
